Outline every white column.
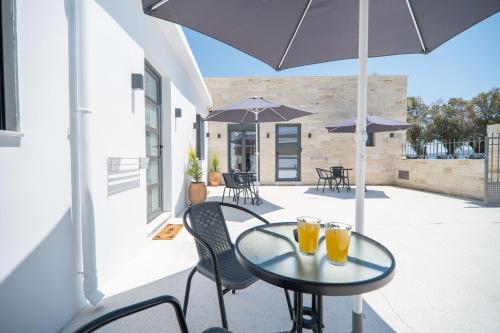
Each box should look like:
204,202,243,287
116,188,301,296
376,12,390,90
353,0,369,331
76,0,104,305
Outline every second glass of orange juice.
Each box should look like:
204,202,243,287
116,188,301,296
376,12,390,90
325,222,352,265
297,216,321,255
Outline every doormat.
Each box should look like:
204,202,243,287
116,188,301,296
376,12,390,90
154,224,183,240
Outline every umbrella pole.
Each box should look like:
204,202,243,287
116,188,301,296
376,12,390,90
353,0,369,332
255,112,260,204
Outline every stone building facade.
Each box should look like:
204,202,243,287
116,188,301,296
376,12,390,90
205,76,407,185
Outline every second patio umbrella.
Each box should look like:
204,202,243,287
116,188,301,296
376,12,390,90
326,114,413,133
205,96,313,184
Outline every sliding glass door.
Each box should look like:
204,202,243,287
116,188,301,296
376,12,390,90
228,124,256,173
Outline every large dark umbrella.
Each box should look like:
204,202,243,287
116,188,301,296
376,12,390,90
206,97,313,183
142,0,500,330
326,114,413,133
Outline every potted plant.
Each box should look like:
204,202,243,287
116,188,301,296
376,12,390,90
186,147,207,204
208,153,221,186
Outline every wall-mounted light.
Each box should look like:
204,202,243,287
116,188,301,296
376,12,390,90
308,133,312,138
266,133,270,138
131,74,144,90
217,133,221,139
175,108,182,118
206,132,210,138
390,133,395,138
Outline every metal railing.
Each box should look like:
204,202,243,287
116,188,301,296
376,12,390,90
402,138,486,160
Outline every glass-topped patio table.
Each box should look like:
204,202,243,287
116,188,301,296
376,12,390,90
235,222,395,333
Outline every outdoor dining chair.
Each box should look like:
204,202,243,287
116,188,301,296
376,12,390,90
73,294,230,333
331,166,351,192
221,173,247,205
182,202,293,329
315,167,339,193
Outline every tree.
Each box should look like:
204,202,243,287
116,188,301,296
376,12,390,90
471,88,500,136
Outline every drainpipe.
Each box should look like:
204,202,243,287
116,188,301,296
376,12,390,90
74,0,104,305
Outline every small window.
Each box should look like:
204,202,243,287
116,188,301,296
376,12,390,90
0,0,19,131
195,114,205,159
366,133,375,147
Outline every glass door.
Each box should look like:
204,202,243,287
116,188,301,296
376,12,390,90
276,124,301,181
145,63,162,222
228,124,256,173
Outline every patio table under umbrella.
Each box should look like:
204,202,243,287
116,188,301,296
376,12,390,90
142,0,500,331
205,96,313,188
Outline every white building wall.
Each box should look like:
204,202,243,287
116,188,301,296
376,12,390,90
0,0,211,332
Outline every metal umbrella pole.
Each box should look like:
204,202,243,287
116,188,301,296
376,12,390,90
353,0,369,331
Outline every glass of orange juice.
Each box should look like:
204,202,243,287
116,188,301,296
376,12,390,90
325,222,352,265
297,216,321,255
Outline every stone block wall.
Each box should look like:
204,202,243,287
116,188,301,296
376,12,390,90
205,76,407,185
394,159,484,200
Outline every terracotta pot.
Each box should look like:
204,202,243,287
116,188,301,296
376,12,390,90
188,182,207,204
208,171,221,186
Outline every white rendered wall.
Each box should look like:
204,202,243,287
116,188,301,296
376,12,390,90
0,0,210,332
0,1,85,332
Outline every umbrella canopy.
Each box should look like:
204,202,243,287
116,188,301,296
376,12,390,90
205,97,313,186
142,0,499,70
326,114,413,133
142,1,499,331
206,97,313,123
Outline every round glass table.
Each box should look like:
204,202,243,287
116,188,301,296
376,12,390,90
235,222,395,332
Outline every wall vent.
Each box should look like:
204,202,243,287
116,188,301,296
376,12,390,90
398,170,409,180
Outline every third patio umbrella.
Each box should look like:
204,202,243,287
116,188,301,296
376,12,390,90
142,0,500,330
205,96,313,186
326,114,413,133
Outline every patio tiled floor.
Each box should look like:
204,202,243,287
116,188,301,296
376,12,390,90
63,186,500,333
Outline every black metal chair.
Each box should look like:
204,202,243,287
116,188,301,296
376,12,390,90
221,173,246,205
330,166,351,192
73,295,230,333
183,202,293,329
315,168,339,192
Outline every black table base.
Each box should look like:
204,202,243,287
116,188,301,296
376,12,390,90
287,292,324,333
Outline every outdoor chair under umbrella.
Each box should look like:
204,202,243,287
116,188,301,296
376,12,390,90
142,0,500,331
206,96,313,203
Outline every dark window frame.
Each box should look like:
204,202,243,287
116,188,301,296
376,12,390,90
366,132,375,147
195,114,205,160
275,123,301,181
0,0,19,132
145,62,163,222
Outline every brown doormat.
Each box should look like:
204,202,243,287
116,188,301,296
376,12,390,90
154,224,183,240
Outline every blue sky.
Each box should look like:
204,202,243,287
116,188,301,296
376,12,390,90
184,13,500,104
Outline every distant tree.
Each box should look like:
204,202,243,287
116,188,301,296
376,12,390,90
407,88,499,145
471,88,500,136
406,97,431,154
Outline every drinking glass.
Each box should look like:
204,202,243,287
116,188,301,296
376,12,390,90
297,216,321,255
325,222,352,265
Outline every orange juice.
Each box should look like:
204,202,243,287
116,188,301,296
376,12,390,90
325,226,351,265
297,219,320,255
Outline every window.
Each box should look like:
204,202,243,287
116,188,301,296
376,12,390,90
0,0,18,131
366,132,375,147
195,114,205,159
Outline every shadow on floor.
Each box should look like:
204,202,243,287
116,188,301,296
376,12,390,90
206,196,284,222
62,268,397,333
304,187,390,199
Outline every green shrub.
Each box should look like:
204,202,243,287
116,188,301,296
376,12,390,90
186,147,202,182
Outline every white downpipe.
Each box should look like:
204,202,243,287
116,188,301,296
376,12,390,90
76,0,104,305
255,112,259,184
353,0,369,323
